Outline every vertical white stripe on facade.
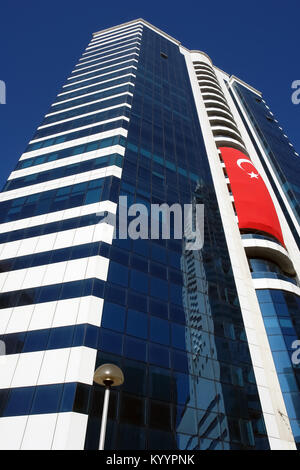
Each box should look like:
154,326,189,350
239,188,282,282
181,47,296,450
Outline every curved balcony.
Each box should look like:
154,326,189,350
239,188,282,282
251,271,298,286
206,107,235,122
211,126,244,145
243,236,296,276
195,70,219,82
197,80,223,91
214,136,248,153
201,91,228,104
204,100,232,114
194,64,214,73
199,85,225,97
209,116,240,132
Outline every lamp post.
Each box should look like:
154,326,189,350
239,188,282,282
93,363,124,450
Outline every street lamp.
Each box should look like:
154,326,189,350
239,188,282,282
93,363,124,450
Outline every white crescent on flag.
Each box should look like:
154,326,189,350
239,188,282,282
236,158,259,179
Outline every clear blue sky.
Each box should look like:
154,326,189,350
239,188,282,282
0,0,299,189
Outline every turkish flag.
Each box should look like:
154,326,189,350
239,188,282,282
219,147,284,245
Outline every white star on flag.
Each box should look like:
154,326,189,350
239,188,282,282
248,171,259,179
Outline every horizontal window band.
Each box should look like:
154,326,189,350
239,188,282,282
0,239,110,274
50,83,134,114
0,175,120,224
84,32,142,54
63,62,137,91
55,74,135,103
74,48,139,73
76,43,140,68
31,105,131,141
25,118,129,153
70,53,139,79
60,66,137,94
78,39,141,64
73,51,139,75
0,277,105,310
86,33,141,53
89,27,142,48
66,58,138,87
4,155,122,192
0,211,111,245
0,164,121,202
82,39,141,59
93,23,142,39
14,135,126,171
40,94,132,128
0,382,88,417
0,324,100,356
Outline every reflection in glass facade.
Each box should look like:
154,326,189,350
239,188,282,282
0,19,298,450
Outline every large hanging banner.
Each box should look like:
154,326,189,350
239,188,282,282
219,147,284,245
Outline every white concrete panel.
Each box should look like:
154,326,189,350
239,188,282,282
51,298,81,328
28,302,57,332
71,225,96,247
52,412,88,450
0,416,28,449
10,351,44,388
21,413,58,450
0,267,27,293
33,232,58,254
76,296,104,327
0,354,19,388
64,346,97,385
6,305,35,334
63,258,89,283
92,221,115,245
0,308,12,334
254,368,269,388
37,348,71,385
85,255,109,280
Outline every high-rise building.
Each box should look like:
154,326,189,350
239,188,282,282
0,19,299,450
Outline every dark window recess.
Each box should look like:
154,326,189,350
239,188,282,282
266,115,274,122
160,52,168,59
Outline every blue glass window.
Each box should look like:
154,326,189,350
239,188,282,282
102,302,126,332
126,309,148,339
31,384,63,414
150,317,170,346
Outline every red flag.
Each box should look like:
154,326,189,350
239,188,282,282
219,147,284,245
